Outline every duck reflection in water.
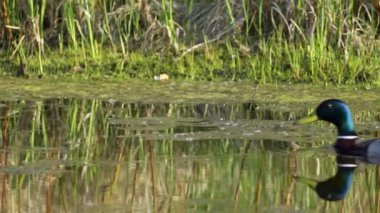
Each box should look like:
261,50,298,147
294,155,358,201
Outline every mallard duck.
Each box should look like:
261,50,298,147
296,99,380,159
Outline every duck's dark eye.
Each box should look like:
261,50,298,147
327,104,333,108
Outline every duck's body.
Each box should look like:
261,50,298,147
334,136,380,157
296,99,380,159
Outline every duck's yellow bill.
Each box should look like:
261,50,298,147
295,113,319,125
293,175,318,189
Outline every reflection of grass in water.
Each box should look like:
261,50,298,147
0,99,380,211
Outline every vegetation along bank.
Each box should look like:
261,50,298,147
1,0,380,84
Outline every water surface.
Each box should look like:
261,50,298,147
0,78,380,212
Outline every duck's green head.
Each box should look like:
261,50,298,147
296,99,356,136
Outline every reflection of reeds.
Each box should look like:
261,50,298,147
0,105,10,212
376,167,380,213
233,140,251,211
0,99,379,211
45,174,52,213
1,105,10,149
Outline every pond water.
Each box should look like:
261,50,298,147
0,79,380,212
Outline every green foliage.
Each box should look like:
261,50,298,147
1,0,380,84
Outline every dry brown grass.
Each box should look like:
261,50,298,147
1,0,380,52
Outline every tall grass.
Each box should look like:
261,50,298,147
1,0,380,83
64,2,78,51
23,0,47,75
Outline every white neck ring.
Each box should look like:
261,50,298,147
336,135,358,139
337,163,358,168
